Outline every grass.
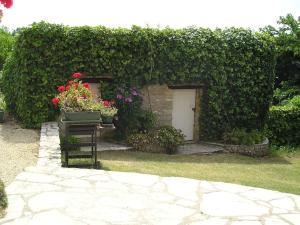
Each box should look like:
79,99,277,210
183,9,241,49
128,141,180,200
67,146,300,195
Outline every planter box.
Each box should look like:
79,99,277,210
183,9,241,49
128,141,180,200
64,111,101,121
0,110,4,122
101,116,113,124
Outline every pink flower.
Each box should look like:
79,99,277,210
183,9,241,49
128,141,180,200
117,94,123,99
66,85,71,91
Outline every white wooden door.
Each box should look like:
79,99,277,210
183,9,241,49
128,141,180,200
172,89,196,141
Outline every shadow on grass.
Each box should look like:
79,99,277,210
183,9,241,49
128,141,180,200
97,150,293,165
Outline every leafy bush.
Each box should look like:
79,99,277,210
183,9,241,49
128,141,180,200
60,136,80,151
0,27,14,71
114,86,157,138
154,126,185,154
273,82,300,105
128,126,184,154
268,104,300,146
0,179,7,214
0,93,5,110
223,128,265,145
287,95,300,108
2,22,276,140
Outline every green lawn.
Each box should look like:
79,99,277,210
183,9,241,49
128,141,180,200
100,150,300,195
68,149,300,195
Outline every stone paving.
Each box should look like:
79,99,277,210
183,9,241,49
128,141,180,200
1,122,300,225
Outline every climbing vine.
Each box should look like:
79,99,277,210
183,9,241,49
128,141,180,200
1,22,276,139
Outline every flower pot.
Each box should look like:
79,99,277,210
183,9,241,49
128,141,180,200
0,110,4,122
101,116,113,124
64,111,101,121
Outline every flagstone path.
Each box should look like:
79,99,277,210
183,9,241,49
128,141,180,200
0,122,299,225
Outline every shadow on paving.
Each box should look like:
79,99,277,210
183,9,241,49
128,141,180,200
97,150,292,165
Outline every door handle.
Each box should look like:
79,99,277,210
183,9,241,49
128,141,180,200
192,107,195,111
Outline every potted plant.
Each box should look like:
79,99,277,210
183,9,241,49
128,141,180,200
101,100,118,124
0,94,5,122
52,72,118,121
52,72,102,121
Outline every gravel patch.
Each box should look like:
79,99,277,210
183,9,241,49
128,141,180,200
0,117,39,185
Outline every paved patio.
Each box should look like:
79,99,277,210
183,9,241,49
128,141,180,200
0,122,300,225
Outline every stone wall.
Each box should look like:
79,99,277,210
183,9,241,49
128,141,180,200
141,84,202,141
141,85,173,126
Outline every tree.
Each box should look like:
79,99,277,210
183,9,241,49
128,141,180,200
261,14,300,87
0,27,13,70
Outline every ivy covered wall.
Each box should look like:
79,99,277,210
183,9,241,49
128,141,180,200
1,22,276,139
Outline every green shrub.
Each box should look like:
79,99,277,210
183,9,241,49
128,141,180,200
287,95,300,108
114,86,157,138
155,126,185,154
0,93,5,110
1,22,276,140
273,82,300,105
268,105,300,146
223,128,266,145
0,179,7,214
60,136,80,151
0,28,14,71
128,126,184,154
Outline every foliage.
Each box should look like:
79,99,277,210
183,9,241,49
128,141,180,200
270,145,300,155
1,22,276,140
267,104,300,146
0,92,5,110
128,126,184,154
286,95,300,108
0,179,7,213
114,86,155,138
273,81,300,105
0,27,14,71
154,126,185,154
53,73,117,116
262,14,300,87
101,100,118,117
60,135,80,151
223,128,265,145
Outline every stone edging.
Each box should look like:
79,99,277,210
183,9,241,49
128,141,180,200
223,138,269,157
200,139,269,157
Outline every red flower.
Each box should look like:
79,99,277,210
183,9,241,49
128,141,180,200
51,97,60,105
66,85,71,91
0,0,13,8
83,82,90,89
103,100,110,107
57,86,65,93
72,72,82,79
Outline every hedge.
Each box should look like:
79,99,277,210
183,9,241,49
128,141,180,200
1,22,276,139
0,179,7,215
268,105,300,146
